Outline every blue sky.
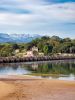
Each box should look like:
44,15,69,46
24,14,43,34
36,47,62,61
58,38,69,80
0,0,75,38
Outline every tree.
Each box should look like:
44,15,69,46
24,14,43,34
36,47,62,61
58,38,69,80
63,38,71,42
41,36,50,40
12,43,19,50
33,50,38,56
51,36,62,42
70,46,75,53
43,45,53,55
0,46,13,57
37,42,44,52
43,45,48,55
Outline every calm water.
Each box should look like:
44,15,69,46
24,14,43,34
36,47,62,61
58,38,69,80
0,60,75,80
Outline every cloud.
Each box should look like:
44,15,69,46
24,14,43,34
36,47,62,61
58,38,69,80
44,0,75,3
0,0,75,37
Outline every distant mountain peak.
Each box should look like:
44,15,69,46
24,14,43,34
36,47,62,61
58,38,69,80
0,33,42,43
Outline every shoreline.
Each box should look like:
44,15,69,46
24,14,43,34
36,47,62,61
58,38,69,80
0,56,75,63
0,76,75,100
0,75,75,81
1,59,75,65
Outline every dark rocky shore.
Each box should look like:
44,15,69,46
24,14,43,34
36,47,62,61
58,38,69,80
0,56,75,63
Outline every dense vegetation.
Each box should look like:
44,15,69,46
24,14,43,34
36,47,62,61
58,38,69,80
0,36,75,57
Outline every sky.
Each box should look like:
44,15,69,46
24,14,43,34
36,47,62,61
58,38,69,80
0,0,75,38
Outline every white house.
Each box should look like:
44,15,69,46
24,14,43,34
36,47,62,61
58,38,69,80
31,46,38,52
24,46,38,57
26,51,34,57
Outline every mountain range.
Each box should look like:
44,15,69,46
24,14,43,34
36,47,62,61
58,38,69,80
0,33,41,43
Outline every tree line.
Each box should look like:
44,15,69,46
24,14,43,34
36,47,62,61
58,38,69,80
0,36,75,57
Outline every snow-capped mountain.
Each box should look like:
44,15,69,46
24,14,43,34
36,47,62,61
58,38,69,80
0,33,13,42
0,33,41,43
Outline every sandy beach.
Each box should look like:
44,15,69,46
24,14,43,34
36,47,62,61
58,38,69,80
0,76,75,100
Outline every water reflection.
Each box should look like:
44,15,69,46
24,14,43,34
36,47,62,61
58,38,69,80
0,60,75,80
0,63,30,75
26,62,75,75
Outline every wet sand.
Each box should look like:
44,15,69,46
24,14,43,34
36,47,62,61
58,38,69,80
0,76,75,100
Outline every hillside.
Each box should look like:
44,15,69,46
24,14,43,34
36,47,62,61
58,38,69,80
0,33,41,43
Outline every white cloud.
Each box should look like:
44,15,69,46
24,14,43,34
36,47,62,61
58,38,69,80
0,1,75,24
0,0,75,36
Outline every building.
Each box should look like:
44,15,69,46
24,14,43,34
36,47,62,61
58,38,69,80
15,49,19,53
24,46,38,57
31,46,38,52
25,51,34,57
